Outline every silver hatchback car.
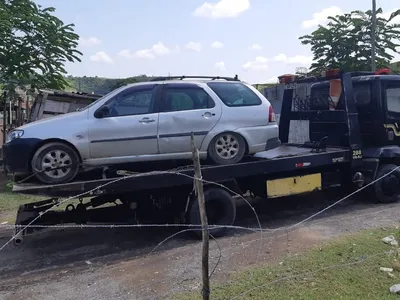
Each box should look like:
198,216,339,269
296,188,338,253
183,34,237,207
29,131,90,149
3,76,280,184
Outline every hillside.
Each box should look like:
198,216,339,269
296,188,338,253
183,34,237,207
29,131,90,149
64,75,271,95
64,75,154,95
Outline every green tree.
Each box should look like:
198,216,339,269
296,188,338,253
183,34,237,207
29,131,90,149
299,8,400,75
391,61,400,74
0,0,81,92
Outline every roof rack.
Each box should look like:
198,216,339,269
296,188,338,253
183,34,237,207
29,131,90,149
150,75,240,82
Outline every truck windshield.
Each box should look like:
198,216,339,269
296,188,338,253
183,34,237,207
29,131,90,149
310,82,372,107
386,86,400,113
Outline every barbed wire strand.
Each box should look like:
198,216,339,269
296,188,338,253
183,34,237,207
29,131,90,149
1,164,398,243
0,167,264,251
208,233,222,279
0,210,395,300
1,199,396,232
1,163,399,300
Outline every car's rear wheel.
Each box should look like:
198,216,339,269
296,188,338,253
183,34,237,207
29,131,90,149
31,142,80,184
208,132,246,165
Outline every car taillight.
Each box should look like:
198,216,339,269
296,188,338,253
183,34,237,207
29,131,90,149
269,105,276,122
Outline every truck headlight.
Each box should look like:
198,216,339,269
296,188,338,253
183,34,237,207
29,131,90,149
6,130,24,143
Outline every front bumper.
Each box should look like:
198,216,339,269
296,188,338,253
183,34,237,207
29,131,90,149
2,138,42,174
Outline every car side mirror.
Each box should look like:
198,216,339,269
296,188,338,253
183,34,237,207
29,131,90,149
94,105,110,118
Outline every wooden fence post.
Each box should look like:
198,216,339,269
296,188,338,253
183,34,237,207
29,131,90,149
191,133,210,300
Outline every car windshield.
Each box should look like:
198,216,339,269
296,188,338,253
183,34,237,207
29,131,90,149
79,85,128,111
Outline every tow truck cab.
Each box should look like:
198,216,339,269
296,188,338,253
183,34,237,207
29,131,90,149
309,72,400,148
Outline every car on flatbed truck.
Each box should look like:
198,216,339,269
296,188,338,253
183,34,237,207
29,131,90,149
2,76,279,185
9,69,400,246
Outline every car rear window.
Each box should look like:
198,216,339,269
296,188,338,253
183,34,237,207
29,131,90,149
207,82,262,107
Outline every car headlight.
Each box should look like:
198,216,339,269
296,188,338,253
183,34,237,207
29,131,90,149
6,130,24,143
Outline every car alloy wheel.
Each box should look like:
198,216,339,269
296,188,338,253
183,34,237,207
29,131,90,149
215,134,240,160
41,149,72,179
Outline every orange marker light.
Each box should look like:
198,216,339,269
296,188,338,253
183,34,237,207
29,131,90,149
329,79,342,110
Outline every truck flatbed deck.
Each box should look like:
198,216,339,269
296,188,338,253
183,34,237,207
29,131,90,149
12,145,350,197
12,70,400,246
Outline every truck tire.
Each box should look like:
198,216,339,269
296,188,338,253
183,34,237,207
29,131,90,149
188,187,236,238
373,164,400,203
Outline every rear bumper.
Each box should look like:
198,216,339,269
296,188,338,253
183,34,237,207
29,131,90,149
265,137,281,150
241,124,280,153
2,138,42,174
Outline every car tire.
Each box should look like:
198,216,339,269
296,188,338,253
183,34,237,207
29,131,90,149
31,142,80,184
373,164,400,203
188,187,236,238
208,132,246,165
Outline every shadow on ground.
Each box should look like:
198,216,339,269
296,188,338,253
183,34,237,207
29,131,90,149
0,189,378,278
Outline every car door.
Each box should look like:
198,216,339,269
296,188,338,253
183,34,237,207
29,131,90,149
158,83,222,154
87,84,160,162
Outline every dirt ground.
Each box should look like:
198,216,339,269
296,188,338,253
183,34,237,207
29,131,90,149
0,192,399,300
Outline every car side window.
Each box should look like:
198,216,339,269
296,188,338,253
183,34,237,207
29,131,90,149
106,85,157,117
207,82,262,107
162,85,215,112
386,86,400,113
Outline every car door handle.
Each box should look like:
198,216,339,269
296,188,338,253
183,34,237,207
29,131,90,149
139,117,155,123
202,112,216,117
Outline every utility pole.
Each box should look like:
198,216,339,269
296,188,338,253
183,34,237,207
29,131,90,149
371,0,377,72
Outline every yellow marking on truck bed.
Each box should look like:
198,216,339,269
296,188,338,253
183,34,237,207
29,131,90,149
266,173,322,198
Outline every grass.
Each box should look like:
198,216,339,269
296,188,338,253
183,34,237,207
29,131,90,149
0,188,42,213
0,186,42,223
173,228,400,300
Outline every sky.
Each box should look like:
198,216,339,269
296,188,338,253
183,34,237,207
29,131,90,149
35,0,400,84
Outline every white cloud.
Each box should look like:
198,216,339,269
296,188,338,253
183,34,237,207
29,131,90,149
211,41,224,49
214,61,226,71
118,42,172,59
302,6,343,29
242,56,268,71
89,51,113,64
118,50,132,59
273,53,313,66
248,43,262,50
185,42,202,52
79,37,101,47
193,0,250,19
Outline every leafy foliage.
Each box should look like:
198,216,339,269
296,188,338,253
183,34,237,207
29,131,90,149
299,8,400,74
391,61,400,74
0,0,81,93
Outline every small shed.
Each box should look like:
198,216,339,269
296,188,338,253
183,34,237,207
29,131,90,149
29,89,102,122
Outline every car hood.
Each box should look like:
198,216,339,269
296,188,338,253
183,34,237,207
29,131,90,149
17,111,86,131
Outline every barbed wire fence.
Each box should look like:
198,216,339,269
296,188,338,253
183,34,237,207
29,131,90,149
0,154,400,299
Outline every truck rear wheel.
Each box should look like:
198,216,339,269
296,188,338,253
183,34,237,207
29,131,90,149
188,187,236,238
373,164,400,203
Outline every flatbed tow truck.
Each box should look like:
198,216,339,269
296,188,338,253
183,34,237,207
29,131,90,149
9,69,400,245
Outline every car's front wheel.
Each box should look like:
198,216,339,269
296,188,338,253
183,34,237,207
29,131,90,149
208,132,246,165
31,142,80,184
